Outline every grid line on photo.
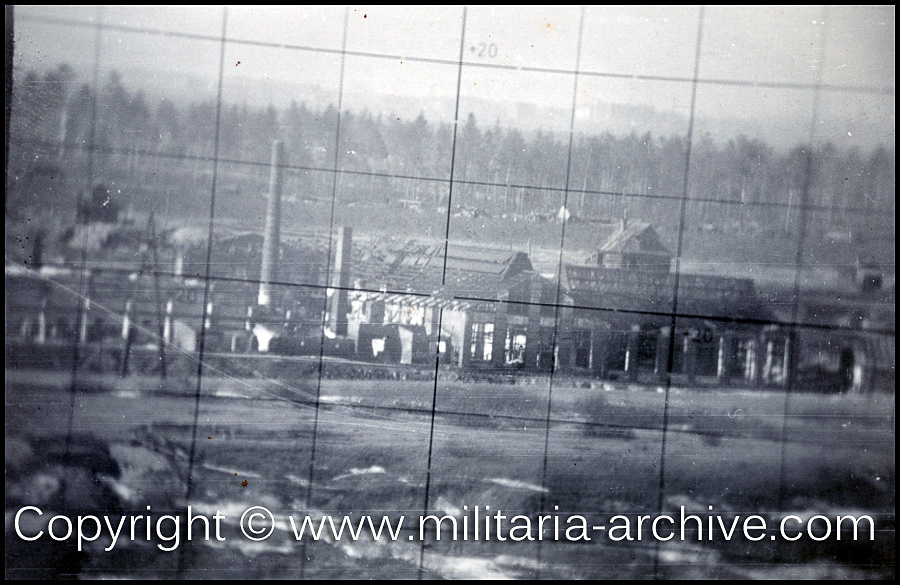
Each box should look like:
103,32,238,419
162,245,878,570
417,5,469,578
174,6,228,577
5,5,894,581
297,6,350,579
647,6,704,575
534,6,587,576
14,10,896,97
776,5,827,516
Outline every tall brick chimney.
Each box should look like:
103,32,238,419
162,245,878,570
328,226,352,336
258,140,284,306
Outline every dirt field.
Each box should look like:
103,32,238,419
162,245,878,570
5,369,895,579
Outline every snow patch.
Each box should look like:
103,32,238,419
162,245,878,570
487,478,548,494
203,463,261,478
333,465,387,481
285,474,309,486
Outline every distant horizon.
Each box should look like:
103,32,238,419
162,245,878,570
11,58,896,155
10,5,895,153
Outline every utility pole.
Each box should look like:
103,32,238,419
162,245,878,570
124,213,167,378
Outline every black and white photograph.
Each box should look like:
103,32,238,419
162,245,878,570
5,5,895,579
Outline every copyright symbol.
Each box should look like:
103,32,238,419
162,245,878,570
240,506,275,541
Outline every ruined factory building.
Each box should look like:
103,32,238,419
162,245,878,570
346,238,549,368
339,221,789,385
6,173,890,394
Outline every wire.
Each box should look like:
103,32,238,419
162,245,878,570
14,11,896,97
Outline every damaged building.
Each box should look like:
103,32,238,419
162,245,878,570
321,216,801,388
343,236,556,368
5,138,892,394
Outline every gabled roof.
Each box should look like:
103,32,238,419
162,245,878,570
598,221,671,256
353,239,535,297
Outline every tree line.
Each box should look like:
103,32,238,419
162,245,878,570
7,64,895,242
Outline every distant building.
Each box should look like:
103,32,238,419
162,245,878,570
345,237,555,368
558,261,778,384
558,213,787,383
587,217,672,274
8,190,890,392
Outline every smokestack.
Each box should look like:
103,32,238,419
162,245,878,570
328,226,352,336
620,207,628,232
173,250,184,277
258,140,285,306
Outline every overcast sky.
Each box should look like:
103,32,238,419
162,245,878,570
10,5,895,149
